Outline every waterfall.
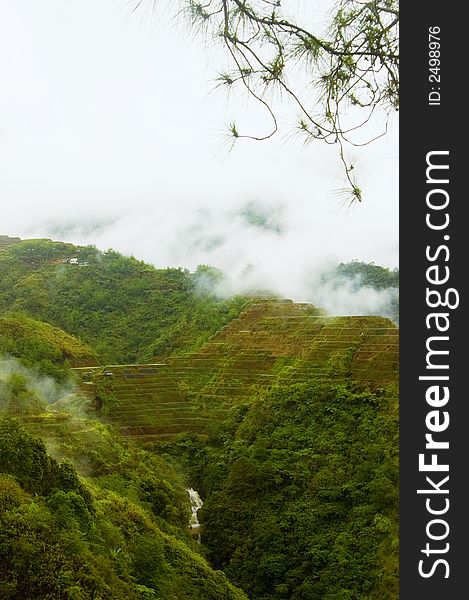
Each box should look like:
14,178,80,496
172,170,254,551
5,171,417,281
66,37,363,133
187,488,203,543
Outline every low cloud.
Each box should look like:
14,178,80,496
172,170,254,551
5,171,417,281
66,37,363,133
0,357,77,412
5,191,398,319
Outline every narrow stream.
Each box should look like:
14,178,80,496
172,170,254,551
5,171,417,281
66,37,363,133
187,488,203,544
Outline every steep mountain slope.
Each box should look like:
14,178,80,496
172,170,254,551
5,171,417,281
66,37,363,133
73,299,398,441
0,416,248,600
189,380,398,600
0,314,97,390
0,235,399,600
0,238,247,364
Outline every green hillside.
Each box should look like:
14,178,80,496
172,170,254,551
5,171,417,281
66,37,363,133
0,416,248,600
0,238,247,364
72,299,398,442
0,236,399,600
0,314,96,380
69,299,399,599
188,381,398,600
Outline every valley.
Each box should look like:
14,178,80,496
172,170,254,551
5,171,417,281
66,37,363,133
0,237,399,600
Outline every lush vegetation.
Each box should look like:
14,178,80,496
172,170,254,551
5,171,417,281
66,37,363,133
0,314,96,381
0,303,246,599
0,239,247,364
0,415,248,600
157,381,399,600
0,236,399,599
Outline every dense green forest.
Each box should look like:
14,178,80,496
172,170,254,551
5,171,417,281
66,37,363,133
0,416,248,599
0,237,399,599
0,239,248,364
158,381,398,600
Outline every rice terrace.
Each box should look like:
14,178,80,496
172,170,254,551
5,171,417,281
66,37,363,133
72,299,398,442
0,235,399,599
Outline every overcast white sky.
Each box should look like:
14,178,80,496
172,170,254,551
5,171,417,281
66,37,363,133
0,1,398,306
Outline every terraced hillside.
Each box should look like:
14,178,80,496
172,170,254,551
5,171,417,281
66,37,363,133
73,299,399,441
